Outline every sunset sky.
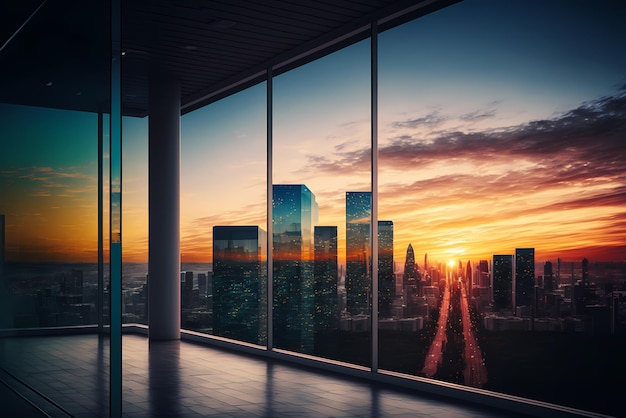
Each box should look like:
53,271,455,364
1,0,625,267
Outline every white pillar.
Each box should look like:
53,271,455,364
148,73,181,340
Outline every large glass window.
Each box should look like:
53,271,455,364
0,1,112,415
378,1,626,416
180,84,267,344
273,41,372,365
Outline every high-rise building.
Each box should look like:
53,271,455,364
273,184,318,353
403,243,422,316
543,261,554,291
182,271,193,309
492,254,513,312
197,273,207,296
514,248,535,308
314,226,338,333
478,260,490,288
212,225,267,345
403,243,417,286
378,220,394,319
346,191,371,316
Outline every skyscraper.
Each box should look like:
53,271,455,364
378,221,394,319
212,225,267,345
543,261,554,291
492,254,513,312
346,191,371,316
273,184,318,353
403,243,417,286
478,260,489,288
314,226,338,333
514,248,535,308
403,243,422,316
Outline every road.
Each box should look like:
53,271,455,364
459,281,488,387
420,280,450,377
420,277,487,387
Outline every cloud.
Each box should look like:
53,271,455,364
302,87,626,179
391,111,446,129
459,108,497,121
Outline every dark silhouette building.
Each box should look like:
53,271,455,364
403,243,422,316
514,248,535,309
493,255,513,312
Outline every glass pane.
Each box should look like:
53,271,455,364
121,117,149,325
0,1,111,415
378,1,626,416
180,84,267,345
273,40,372,365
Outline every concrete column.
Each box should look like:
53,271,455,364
148,73,181,340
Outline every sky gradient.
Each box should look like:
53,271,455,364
1,0,625,267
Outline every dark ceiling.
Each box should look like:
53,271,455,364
0,0,458,118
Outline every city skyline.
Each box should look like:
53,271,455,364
1,0,625,266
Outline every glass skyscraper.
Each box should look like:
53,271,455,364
378,221,394,319
492,255,513,312
313,226,338,333
345,192,371,316
273,184,318,353
514,248,535,308
212,226,267,345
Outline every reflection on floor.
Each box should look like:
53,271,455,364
0,334,531,417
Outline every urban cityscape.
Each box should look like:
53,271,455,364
2,181,624,413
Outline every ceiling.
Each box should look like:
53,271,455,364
0,0,458,117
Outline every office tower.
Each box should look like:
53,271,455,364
346,191,371,316
492,255,513,312
378,221,394,319
543,261,554,291
403,243,417,286
212,226,267,345
198,273,207,296
582,258,589,285
273,184,318,353
466,260,472,294
479,260,489,288
182,271,193,309
403,243,421,316
514,248,535,308
314,226,338,333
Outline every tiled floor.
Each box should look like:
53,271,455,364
0,334,532,418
